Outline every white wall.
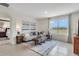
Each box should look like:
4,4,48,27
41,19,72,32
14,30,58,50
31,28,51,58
37,18,49,32
70,12,79,42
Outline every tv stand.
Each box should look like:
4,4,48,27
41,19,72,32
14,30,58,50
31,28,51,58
74,36,79,55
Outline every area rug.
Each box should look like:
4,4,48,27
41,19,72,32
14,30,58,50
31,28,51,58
30,40,57,56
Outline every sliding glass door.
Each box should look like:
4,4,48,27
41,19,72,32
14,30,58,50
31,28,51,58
50,20,58,35
58,19,68,35
49,16,69,42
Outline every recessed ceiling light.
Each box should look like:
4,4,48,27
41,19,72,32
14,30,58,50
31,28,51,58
44,11,48,14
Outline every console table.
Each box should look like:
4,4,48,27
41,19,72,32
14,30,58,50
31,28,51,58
16,35,24,44
74,36,79,55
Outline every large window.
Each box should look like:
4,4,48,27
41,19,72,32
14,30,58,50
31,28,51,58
50,17,68,35
50,20,58,35
58,19,68,35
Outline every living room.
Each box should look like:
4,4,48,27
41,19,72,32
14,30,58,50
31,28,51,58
0,3,79,56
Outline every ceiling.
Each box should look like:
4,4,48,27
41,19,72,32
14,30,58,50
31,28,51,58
9,3,79,18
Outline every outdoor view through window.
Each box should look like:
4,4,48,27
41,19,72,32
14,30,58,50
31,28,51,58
50,18,68,36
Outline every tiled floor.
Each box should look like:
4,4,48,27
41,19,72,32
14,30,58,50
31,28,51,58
0,40,76,56
48,40,76,56
0,43,40,56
